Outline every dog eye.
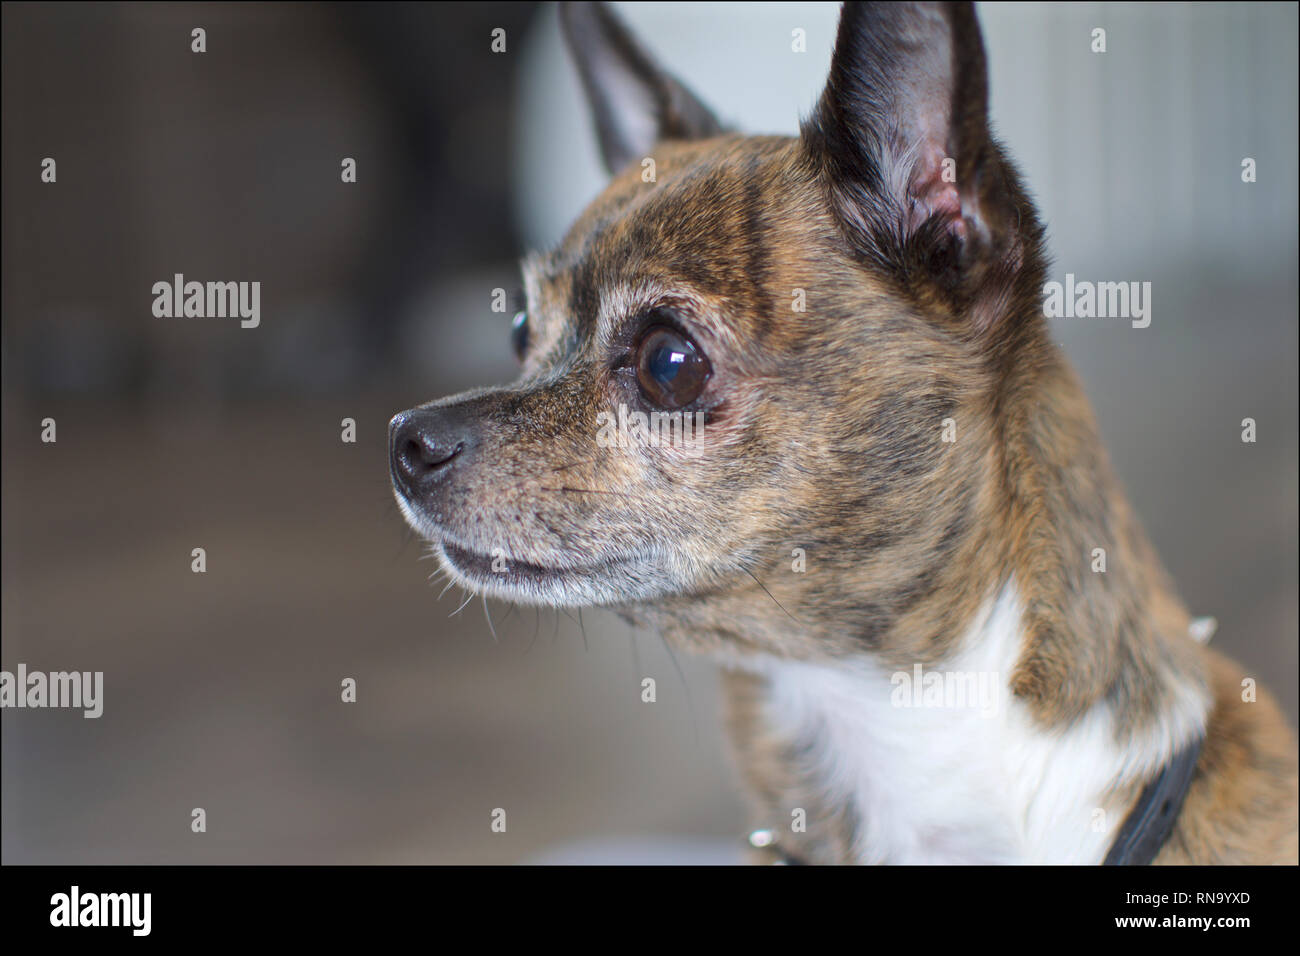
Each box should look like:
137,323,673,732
635,325,711,409
510,311,529,361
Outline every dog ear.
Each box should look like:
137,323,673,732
802,1,1027,307
559,1,723,174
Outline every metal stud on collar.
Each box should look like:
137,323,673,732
747,827,800,864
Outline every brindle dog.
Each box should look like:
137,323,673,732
390,2,1297,864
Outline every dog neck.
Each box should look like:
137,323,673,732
724,575,1208,863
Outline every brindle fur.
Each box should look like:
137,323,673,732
393,1,1298,863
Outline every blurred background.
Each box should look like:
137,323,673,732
2,1,1295,863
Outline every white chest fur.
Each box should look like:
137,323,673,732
733,581,1207,864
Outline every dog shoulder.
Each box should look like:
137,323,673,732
1158,645,1299,864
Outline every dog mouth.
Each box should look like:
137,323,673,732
393,490,674,606
441,540,611,583
436,539,660,606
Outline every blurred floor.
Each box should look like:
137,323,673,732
0,392,746,863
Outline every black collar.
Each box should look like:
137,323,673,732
1102,736,1203,865
749,736,1204,866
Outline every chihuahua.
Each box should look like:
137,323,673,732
390,1,1298,864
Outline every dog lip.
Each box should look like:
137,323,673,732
439,540,632,583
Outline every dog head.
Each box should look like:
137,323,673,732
390,1,1047,658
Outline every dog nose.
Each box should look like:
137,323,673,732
389,406,475,499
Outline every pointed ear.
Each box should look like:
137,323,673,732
802,2,1027,305
559,1,724,174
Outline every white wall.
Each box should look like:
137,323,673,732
514,1,1299,281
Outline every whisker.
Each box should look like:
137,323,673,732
628,621,642,680
390,515,418,562
450,590,475,617
658,628,700,747
482,595,499,643
742,565,800,624
537,485,638,499
525,607,541,655
549,459,604,474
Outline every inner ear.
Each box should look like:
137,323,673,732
559,1,724,174
907,141,965,238
802,2,1019,288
